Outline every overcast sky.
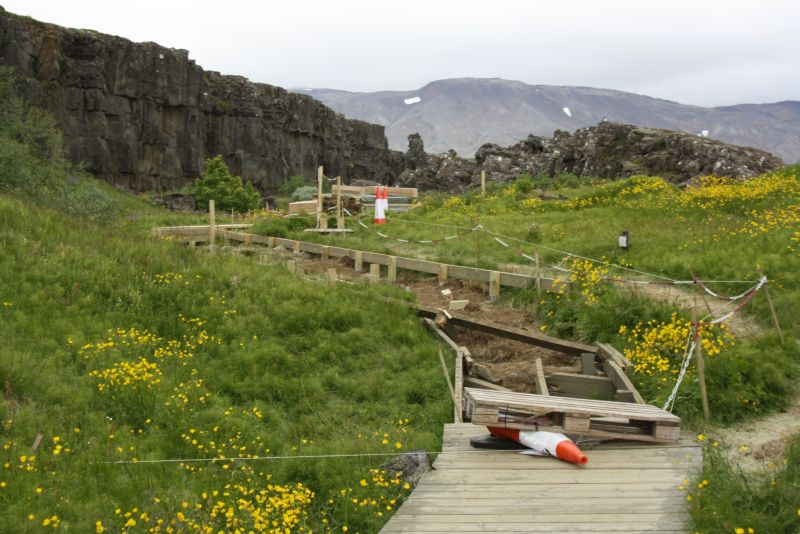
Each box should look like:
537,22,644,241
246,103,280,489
5,0,799,106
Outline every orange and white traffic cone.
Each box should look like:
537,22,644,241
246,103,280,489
374,186,386,224
487,426,588,464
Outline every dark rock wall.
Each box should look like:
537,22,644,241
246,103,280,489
0,9,403,191
398,122,784,192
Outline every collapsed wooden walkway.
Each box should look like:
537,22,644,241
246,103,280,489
381,424,702,533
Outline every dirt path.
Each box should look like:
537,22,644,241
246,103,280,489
622,281,763,339
259,246,796,469
712,395,800,471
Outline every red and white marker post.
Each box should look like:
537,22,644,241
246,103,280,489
374,186,387,224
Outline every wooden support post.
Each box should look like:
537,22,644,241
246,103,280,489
388,256,397,282
327,268,338,284
293,241,301,256
438,263,448,285
581,352,596,376
454,348,464,422
316,166,327,230
208,199,216,251
693,311,711,421
286,259,296,274
762,277,784,344
480,169,486,196
267,236,276,248
244,234,253,247
354,250,363,272
535,253,542,296
336,175,345,229
436,346,459,423
321,246,330,260
369,263,380,284
534,357,548,396
489,271,501,301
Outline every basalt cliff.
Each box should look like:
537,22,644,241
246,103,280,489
0,8,403,192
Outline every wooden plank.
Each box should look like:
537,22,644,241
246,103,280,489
419,469,687,485
423,318,461,354
448,264,488,283
465,389,679,423
363,251,391,265
396,256,441,274
548,372,615,400
603,360,646,404
382,522,688,532
429,312,597,356
534,358,548,396
464,376,512,392
394,502,687,514
597,342,632,370
454,349,464,423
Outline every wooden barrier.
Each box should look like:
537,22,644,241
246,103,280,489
160,227,557,293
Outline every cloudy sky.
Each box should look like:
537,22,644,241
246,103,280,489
5,0,799,106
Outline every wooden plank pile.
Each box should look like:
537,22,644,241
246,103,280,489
464,388,681,443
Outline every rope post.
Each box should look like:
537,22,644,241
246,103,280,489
316,166,327,230
692,311,711,421
761,275,784,345
535,252,542,297
489,271,501,301
480,170,486,196
208,199,216,252
336,175,345,229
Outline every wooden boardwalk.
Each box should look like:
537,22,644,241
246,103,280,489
381,423,702,533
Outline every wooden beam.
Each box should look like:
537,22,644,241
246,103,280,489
464,376,512,392
417,307,597,356
602,359,646,404
596,342,631,371
533,357,548,396
548,372,615,400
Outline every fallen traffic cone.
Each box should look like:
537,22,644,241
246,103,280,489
374,187,386,224
488,426,588,465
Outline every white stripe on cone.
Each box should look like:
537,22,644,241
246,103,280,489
487,426,588,464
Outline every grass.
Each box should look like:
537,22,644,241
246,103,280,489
0,194,451,532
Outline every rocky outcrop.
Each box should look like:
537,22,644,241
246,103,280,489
398,122,784,192
0,8,403,192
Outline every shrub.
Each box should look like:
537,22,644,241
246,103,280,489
278,175,308,196
514,175,535,194
193,155,260,213
291,185,318,202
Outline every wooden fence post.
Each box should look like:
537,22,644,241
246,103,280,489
489,271,501,300
693,311,710,421
438,264,448,285
208,199,216,251
388,256,397,282
369,263,380,284
354,251,363,272
762,276,784,345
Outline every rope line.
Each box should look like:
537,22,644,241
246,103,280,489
344,209,480,245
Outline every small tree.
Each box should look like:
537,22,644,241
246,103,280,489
194,155,260,213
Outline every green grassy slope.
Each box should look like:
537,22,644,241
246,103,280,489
0,195,450,532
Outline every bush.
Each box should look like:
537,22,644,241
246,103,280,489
514,175,535,194
193,155,260,213
278,175,308,196
291,185,318,202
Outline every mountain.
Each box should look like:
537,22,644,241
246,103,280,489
296,78,800,163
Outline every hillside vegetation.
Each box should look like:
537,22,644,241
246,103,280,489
0,68,450,533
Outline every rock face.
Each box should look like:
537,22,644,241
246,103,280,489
399,122,783,192
0,9,403,192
